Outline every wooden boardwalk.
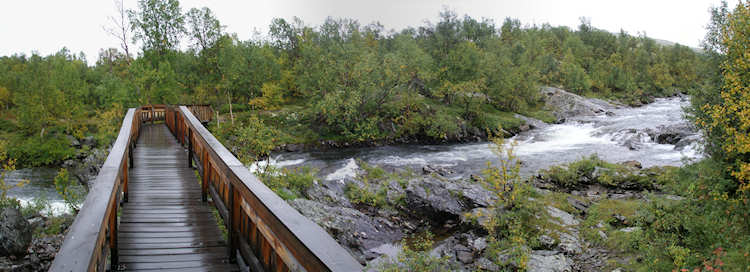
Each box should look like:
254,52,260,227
119,124,238,271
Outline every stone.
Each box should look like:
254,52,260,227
81,135,96,147
546,206,579,226
470,174,484,183
566,197,588,214
284,143,303,152
540,86,614,122
461,207,493,228
471,237,487,252
455,245,474,264
0,207,32,257
620,160,642,169
422,165,454,176
538,235,557,250
474,257,500,272
527,250,574,272
406,177,496,222
557,231,583,255
289,199,403,263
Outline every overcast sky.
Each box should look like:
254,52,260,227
0,0,734,64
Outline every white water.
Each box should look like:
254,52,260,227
261,97,703,179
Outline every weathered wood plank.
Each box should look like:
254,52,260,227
118,124,237,271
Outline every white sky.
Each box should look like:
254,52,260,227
0,0,735,65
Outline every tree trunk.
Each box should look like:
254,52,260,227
227,92,234,125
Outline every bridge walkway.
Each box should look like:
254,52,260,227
118,124,238,271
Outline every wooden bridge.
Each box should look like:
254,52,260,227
50,105,362,271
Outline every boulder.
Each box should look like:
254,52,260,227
540,86,613,122
647,123,694,145
405,177,496,222
0,207,32,257
527,250,574,272
514,114,549,130
288,199,403,263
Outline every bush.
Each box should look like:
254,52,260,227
255,166,316,200
54,168,85,213
7,134,75,167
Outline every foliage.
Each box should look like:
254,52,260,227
214,116,280,164
538,154,655,190
128,0,185,55
255,166,316,200
698,1,750,198
54,168,85,213
0,141,27,209
477,137,543,269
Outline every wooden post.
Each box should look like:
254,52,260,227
202,152,209,202
109,194,119,271
227,183,237,264
188,128,193,168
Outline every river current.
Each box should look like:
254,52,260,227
5,97,702,214
256,97,702,180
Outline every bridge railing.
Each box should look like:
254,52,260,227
140,104,213,123
167,106,362,271
50,108,140,272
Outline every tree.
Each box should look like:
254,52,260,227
128,0,185,55
699,1,750,194
103,0,132,62
186,7,223,52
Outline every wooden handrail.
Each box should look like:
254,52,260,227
169,106,362,271
50,108,140,271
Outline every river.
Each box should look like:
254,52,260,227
256,96,702,180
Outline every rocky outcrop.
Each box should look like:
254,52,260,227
404,177,496,223
646,123,694,145
0,207,31,257
514,114,549,131
527,250,574,272
288,199,403,263
540,87,614,122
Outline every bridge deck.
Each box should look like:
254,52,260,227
119,124,238,271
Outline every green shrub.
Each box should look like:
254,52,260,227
54,168,85,213
7,134,75,167
256,166,316,200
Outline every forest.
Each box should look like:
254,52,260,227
0,0,712,167
2,0,750,270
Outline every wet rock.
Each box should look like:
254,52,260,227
288,199,403,263
527,250,573,272
304,179,352,207
540,86,613,122
647,123,694,145
0,207,31,257
566,197,589,214
674,134,701,151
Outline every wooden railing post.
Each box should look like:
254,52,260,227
188,128,193,168
228,183,237,264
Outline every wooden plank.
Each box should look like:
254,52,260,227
116,124,237,272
